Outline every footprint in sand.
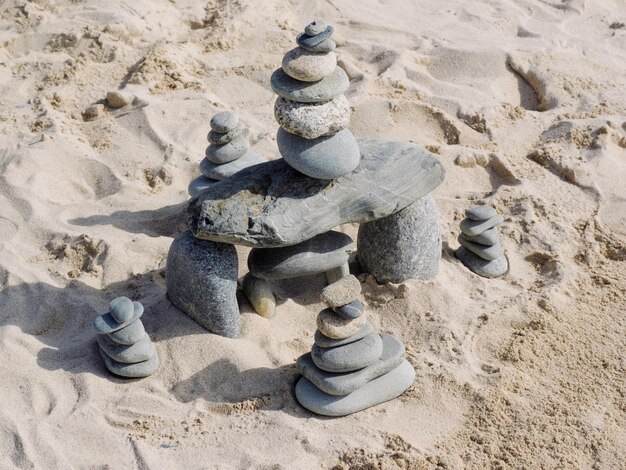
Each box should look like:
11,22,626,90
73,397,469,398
0,217,18,251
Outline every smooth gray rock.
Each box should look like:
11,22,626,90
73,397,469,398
97,334,155,364
457,235,503,261
358,195,441,283
314,322,374,348
207,125,247,145
188,176,217,199
166,231,240,338
99,348,159,378
205,137,249,164
325,262,350,285
274,95,350,139
299,333,405,395
460,227,499,246
282,47,336,82
298,38,336,53
460,214,504,237
94,302,144,334
333,300,363,319
297,25,334,48
200,152,265,181
311,333,383,373
107,319,146,345
242,273,276,318
248,231,354,280
190,139,445,248
295,359,415,416
465,205,497,221
320,275,361,307
305,20,327,36
210,111,239,133
109,297,134,323
455,246,508,278
271,67,349,103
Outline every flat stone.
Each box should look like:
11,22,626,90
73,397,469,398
271,67,349,103
460,227,499,246
207,125,247,145
311,333,383,373
317,308,368,339
94,302,144,334
248,231,354,280
333,300,363,319
200,152,265,181
242,273,276,318
298,38,336,53
455,246,508,278
99,348,159,378
210,111,239,133
465,205,497,221
108,296,135,323
297,25,334,48
305,19,327,36
314,322,374,348
205,137,249,164
166,231,240,338
107,319,146,345
457,235,503,261
295,359,415,416
460,214,504,237
188,176,217,199
357,195,441,283
97,333,155,364
320,275,361,307
282,48,337,82
325,262,350,285
106,91,132,108
274,95,350,139
299,333,405,395
190,139,445,248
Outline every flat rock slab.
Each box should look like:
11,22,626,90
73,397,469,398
200,152,265,181
97,333,155,363
107,319,145,345
311,332,383,373
295,359,415,416
314,322,374,348
94,302,144,334
100,348,159,379
189,139,445,248
455,246,508,278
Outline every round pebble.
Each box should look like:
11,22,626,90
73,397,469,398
298,25,334,48
333,299,364,319
106,91,132,108
274,95,350,139
305,20,327,36
465,205,497,221
271,67,349,103
210,111,239,133
311,333,383,373
321,275,361,308
282,48,337,82
207,125,247,145
205,136,249,164
297,37,336,53
455,247,509,278
317,308,368,340
109,296,135,323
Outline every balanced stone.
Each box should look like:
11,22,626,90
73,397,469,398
107,319,146,345
282,48,336,82
333,299,363,319
205,136,249,164
311,333,383,373
248,231,354,280
320,275,361,307
94,302,144,334
271,67,349,103
305,20,327,36
461,227,499,246
207,125,247,145
99,348,159,379
457,235,503,261
242,273,276,318
357,195,441,283
188,176,217,199
299,333,405,395
297,25,334,48
455,246,508,278
460,214,504,237
274,95,350,139
465,205,497,220
190,139,445,247
166,231,240,338
200,152,265,181
97,334,155,363
109,297,134,323
325,262,350,285
298,38,336,53
314,322,374,348
317,308,368,339
295,360,415,416
210,111,239,133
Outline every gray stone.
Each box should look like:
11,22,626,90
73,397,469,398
325,262,349,285
242,273,276,318
311,333,383,373
298,38,336,53
99,348,159,378
333,300,363,319
305,20,327,36
457,235,503,261
207,125,247,145
317,308,368,339
295,359,415,416
188,176,217,199
166,231,240,338
357,195,441,283
107,319,146,345
108,296,135,323
271,67,349,103
465,205,497,221
205,136,249,164
460,214,504,237
97,334,155,364
299,333,405,395
274,95,350,139
190,139,445,248
455,246,508,278
94,302,144,334
210,111,239,133
460,227,499,246
320,275,361,307
297,25,334,48
200,152,265,181
282,48,336,82
248,231,354,280
314,322,374,348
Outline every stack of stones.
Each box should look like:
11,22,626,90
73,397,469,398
94,297,159,378
455,206,508,278
272,20,360,179
188,111,263,198
295,275,415,416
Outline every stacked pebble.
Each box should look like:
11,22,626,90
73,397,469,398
455,206,508,278
188,111,264,198
94,297,159,378
295,275,415,416
271,20,360,179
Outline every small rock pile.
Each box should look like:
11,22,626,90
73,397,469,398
188,110,263,198
295,275,415,416
272,20,360,179
455,205,508,278
94,297,159,378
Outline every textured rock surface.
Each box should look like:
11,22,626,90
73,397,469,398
207,125,247,145
99,348,159,379
166,231,240,338
242,273,276,318
314,322,374,348
460,214,504,237
455,246,509,278
94,302,144,334
188,176,217,199
325,262,350,285
457,235,503,261
320,275,361,307
190,139,445,248
271,67,349,103
465,205,497,220
274,95,350,139
298,37,336,53
358,195,441,283
205,136,249,164
97,334,155,364
106,90,132,108
305,20,327,36
107,319,145,345
282,48,336,82
200,152,265,181
311,333,383,373
210,111,239,133
317,308,368,339
333,299,363,319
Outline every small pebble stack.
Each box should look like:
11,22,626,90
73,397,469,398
271,20,360,179
295,275,415,416
94,297,159,378
455,205,508,278
188,111,263,198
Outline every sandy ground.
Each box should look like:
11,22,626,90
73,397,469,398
1,0,625,468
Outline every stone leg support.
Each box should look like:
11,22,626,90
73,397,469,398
325,262,350,285
242,273,276,318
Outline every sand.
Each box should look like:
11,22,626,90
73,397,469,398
0,0,625,468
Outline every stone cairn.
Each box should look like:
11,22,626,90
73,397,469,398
188,110,263,199
94,297,159,378
455,206,508,278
